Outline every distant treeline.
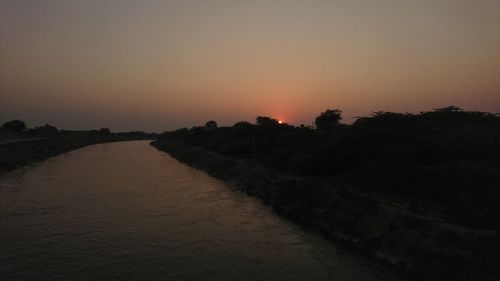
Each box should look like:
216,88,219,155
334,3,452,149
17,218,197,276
160,106,500,229
0,120,157,140
0,120,157,175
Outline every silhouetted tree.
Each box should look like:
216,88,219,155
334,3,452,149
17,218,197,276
234,121,253,128
1,120,27,133
28,124,59,137
98,128,111,134
315,109,342,131
434,106,463,112
205,120,217,128
256,116,279,126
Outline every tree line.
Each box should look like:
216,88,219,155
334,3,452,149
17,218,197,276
160,106,500,229
0,120,156,140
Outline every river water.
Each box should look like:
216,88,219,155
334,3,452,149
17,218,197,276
0,141,398,281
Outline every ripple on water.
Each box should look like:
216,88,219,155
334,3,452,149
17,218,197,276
0,141,400,281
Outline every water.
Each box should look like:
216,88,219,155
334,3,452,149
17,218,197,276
0,141,398,280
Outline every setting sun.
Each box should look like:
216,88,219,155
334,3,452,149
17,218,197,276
1,1,499,280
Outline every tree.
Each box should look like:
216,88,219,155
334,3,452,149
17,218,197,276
205,120,218,128
315,109,342,131
28,124,59,136
433,106,463,113
1,120,27,133
234,121,253,128
256,116,279,126
98,128,111,134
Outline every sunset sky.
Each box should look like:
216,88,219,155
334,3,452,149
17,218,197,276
1,0,499,132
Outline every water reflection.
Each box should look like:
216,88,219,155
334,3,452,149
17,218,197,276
0,141,398,280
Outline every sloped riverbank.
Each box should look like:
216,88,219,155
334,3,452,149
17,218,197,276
152,139,500,281
0,136,151,175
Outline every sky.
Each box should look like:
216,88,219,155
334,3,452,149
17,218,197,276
1,0,499,132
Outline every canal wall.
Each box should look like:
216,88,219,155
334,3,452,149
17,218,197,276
152,139,500,281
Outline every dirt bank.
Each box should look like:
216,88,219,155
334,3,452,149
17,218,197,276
152,139,500,281
0,136,151,175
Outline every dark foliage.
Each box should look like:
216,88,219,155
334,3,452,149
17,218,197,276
98,128,111,134
159,107,500,229
1,123,156,175
315,109,342,131
0,119,156,142
1,120,27,132
28,124,59,137
205,120,218,128
256,116,280,126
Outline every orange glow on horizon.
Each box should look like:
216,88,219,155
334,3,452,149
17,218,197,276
1,1,499,131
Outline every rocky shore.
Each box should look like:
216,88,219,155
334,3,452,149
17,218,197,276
152,139,500,281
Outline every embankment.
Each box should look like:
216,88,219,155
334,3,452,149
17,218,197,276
0,136,151,175
152,139,500,281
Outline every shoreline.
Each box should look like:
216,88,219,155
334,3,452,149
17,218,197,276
151,138,500,281
0,136,153,176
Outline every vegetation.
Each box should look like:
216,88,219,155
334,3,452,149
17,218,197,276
205,120,218,128
158,107,500,229
1,119,27,132
152,106,500,280
1,119,157,141
28,124,60,137
315,109,342,131
0,120,157,174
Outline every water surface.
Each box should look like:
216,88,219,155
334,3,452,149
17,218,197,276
0,141,398,280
